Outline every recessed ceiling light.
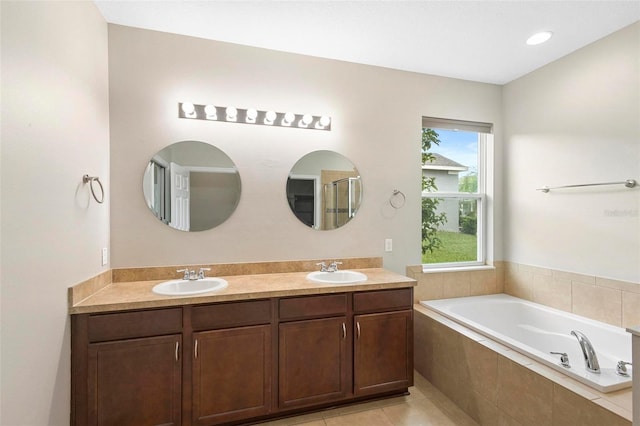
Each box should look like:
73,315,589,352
526,31,553,46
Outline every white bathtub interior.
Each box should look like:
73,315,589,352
420,294,633,393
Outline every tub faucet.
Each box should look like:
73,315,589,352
571,330,600,373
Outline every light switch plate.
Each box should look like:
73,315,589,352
101,248,108,266
384,239,393,252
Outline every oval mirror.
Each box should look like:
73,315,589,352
142,141,241,232
286,150,362,230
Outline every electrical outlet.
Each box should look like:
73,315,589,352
384,239,393,252
101,248,108,266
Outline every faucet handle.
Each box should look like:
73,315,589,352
328,261,342,272
316,262,328,272
177,268,190,280
198,267,211,279
616,361,632,377
550,352,571,368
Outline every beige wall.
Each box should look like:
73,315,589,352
0,2,110,424
107,24,503,273
503,22,640,284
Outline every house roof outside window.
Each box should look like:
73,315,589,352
422,153,468,173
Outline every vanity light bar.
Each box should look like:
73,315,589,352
178,102,332,131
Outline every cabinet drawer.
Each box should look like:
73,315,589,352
192,299,271,331
88,308,182,342
353,288,413,313
279,294,347,321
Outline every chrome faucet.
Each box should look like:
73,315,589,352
571,330,600,373
177,267,210,280
177,268,194,280
327,261,342,272
316,261,342,272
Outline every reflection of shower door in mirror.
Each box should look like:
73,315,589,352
321,171,360,230
170,162,190,231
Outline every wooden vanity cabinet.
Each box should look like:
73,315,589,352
352,289,414,396
278,294,350,409
72,287,413,426
72,308,183,426
277,289,413,410
190,300,272,426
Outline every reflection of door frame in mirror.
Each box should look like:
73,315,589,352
144,157,170,224
288,174,320,229
169,162,190,231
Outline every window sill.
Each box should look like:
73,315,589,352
421,265,495,274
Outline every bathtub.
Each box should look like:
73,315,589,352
420,294,632,393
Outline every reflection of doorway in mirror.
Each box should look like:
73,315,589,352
287,174,320,228
143,141,242,232
144,159,169,223
169,162,190,231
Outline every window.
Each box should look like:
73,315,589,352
421,117,493,268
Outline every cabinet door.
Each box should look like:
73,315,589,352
192,325,271,425
354,310,413,396
88,335,182,426
279,317,349,409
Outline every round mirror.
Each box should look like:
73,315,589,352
142,141,241,232
286,150,362,230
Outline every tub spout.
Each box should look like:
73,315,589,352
571,330,600,373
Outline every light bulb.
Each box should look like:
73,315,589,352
204,104,217,120
181,102,196,117
246,108,258,123
301,114,313,127
316,115,331,129
226,106,238,121
264,110,276,125
526,31,553,46
283,112,295,126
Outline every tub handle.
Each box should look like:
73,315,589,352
550,352,571,368
616,361,632,377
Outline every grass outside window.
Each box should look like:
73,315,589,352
422,231,477,264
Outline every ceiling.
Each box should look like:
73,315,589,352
94,1,640,85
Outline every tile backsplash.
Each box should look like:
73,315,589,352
407,261,640,328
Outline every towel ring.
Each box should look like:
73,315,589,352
83,175,104,204
389,189,406,209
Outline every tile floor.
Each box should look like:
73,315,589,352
259,372,479,426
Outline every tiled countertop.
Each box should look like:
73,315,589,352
69,267,416,314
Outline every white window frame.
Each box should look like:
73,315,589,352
421,118,492,270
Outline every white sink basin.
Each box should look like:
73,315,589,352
152,277,228,296
306,270,367,284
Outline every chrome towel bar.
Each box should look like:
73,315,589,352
537,179,637,193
